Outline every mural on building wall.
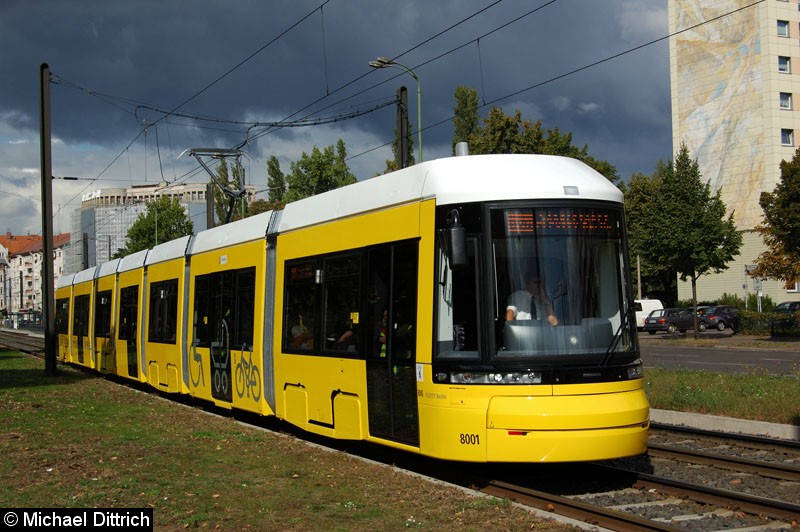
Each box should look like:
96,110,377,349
674,0,764,230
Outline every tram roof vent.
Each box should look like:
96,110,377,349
454,142,469,157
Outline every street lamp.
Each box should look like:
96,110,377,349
369,56,422,163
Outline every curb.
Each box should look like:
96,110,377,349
651,408,800,441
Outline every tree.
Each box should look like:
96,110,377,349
622,163,678,303
452,86,479,154
113,196,193,258
211,159,248,224
248,199,271,216
637,144,742,336
266,155,287,209
752,146,800,284
453,94,620,183
284,139,356,203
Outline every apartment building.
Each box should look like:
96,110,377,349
670,0,800,304
0,232,70,324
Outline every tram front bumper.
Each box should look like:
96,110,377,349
485,389,650,462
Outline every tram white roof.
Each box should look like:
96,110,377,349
78,155,621,273
144,235,191,266
96,258,121,278
73,266,98,285
117,248,149,273
278,154,621,233
56,273,75,290
187,211,273,256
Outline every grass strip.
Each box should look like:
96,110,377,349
0,349,571,531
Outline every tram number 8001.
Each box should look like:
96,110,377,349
459,433,480,445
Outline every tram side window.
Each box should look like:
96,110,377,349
283,260,318,352
235,268,256,350
118,286,139,341
435,239,481,360
193,276,210,346
193,268,256,350
73,294,90,338
55,297,69,335
322,254,361,353
94,290,112,338
148,279,178,344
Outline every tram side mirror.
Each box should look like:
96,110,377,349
446,209,468,270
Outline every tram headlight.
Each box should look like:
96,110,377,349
627,360,643,380
448,371,542,384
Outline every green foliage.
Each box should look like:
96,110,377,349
113,196,193,258
247,199,271,216
753,146,800,283
451,89,619,183
266,155,286,208
625,163,677,301
270,139,356,204
636,144,742,315
748,293,773,312
716,292,744,309
212,160,248,223
736,309,779,335
451,86,479,155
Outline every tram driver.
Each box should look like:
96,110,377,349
505,271,559,327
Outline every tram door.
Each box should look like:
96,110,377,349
118,286,139,379
366,241,419,445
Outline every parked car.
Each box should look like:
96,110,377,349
772,301,800,330
634,299,663,329
643,307,698,334
700,305,740,331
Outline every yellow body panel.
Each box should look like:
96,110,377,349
95,274,117,375
115,270,145,383
70,280,94,369
55,287,71,363
279,355,367,438
487,381,647,430
417,379,649,462
187,240,270,415
274,201,432,440
144,259,186,394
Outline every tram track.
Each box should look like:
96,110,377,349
3,334,799,530
474,459,799,531
646,442,800,482
0,329,45,356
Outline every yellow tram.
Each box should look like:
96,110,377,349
56,153,649,462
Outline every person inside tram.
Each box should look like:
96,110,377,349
332,324,358,350
505,271,559,326
290,313,313,349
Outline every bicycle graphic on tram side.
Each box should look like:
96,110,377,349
235,346,261,402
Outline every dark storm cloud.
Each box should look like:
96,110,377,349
0,0,670,235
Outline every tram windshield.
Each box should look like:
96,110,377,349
436,203,636,365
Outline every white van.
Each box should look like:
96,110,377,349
635,299,663,329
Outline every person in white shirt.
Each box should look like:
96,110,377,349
505,272,558,326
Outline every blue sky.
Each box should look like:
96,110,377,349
0,0,670,235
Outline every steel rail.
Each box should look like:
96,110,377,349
587,463,800,522
483,479,686,532
648,442,800,482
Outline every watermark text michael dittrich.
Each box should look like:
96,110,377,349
2,508,153,530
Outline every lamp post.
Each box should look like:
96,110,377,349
369,57,422,163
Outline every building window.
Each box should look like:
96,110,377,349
780,92,793,109
779,56,791,73
781,128,795,146
778,20,790,37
